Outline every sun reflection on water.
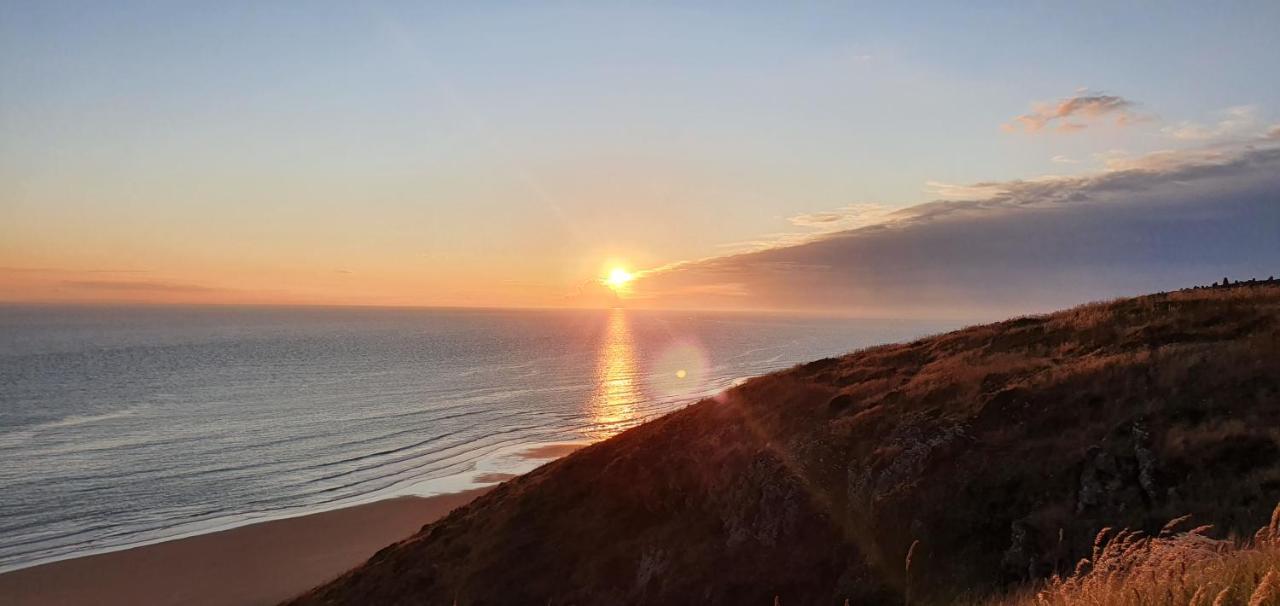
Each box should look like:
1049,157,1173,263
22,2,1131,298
586,309,642,439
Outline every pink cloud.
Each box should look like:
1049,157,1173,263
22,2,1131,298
1005,92,1139,133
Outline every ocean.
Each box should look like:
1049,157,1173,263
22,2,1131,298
0,305,951,572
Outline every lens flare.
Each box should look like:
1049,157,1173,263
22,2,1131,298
648,340,710,400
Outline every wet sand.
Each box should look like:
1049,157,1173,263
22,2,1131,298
0,487,493,606
517,442,587,459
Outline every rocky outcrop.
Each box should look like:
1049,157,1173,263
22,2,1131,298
847,415,969,511
1075,421,1164,514
1132,422,1160,503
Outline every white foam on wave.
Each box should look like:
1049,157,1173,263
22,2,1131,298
0,404,148,449
391,439,592,496
37,406,145,430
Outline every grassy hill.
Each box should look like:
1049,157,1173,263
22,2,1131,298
288,285,1280,605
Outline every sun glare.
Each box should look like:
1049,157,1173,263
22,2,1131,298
604,267,634,291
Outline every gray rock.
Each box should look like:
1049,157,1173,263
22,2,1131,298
1132,422,1160,503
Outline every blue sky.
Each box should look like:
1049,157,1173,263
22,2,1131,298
2,2,1278,309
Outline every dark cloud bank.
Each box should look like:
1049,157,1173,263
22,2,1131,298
640,145,1280,317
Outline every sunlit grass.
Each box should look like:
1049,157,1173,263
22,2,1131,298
980,504,1280,606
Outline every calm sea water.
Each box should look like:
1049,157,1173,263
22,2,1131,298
0,305,951,572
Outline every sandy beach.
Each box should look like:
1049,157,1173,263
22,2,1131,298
0,487,492,606
0,443,589,606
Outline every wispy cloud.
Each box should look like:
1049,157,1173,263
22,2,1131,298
1162,105,1259,141
694,203,899,257
1003,91,1141,133
0,267,152,275
60,279,221,293
787,203,895,231
925,180,1017,200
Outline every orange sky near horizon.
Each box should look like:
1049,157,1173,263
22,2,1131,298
0,255,647,309
4,4,1278,314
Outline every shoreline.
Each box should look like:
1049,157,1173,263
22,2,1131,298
0,442,588,606
0,488,494,606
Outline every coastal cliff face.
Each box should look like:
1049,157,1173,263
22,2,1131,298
289,286,1280,605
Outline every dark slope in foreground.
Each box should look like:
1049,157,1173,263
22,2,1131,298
291,286,1280,605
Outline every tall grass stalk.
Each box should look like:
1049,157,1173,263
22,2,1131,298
988,504,1280,606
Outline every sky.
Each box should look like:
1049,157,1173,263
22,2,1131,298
2,2,1278,314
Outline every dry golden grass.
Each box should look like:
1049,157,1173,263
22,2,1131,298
987,505,1280,606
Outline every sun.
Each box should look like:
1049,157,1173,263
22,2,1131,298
603,267,634,291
